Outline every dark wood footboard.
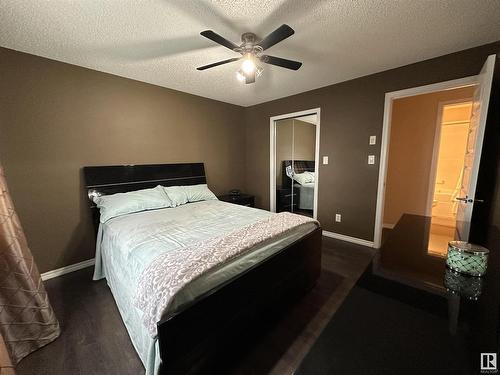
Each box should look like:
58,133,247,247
157,226,322,374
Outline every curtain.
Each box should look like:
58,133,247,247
0,333,15,374
0,165,59,365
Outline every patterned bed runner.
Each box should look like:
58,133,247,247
134,212,318,337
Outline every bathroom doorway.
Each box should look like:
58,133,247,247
375,54,496,252
427,101,473,255
380,85,476,245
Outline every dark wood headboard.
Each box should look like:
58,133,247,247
83,163,206,231
281,160,315,187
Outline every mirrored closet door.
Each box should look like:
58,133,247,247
274,113,318,218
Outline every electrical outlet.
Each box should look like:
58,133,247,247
369,135,376,145
335,214,341,222
322,156,329,165
368,155,375,165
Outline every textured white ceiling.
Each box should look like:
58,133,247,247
1,0,500,107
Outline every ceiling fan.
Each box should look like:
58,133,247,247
196,24,302,84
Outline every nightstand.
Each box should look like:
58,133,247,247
218,193,255,207
276,186,300,213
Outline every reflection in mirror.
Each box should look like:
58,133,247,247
275,114,317,218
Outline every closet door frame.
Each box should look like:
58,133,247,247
269,108,321,219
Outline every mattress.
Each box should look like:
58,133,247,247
295,182,315,210
93,200,317,375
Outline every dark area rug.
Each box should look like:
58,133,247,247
295,286,471,375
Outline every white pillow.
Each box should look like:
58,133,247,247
163,184,217,206
93,186,171,223
293,172,314,185
163,186,189,207
304,171,315,182
183,184,218,202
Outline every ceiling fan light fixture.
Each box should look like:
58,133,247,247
241,53,256,74
236,70,246,82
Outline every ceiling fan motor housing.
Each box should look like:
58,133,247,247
238,33,263,55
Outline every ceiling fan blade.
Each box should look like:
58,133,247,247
260,55,302,70
200,30,239,51
245,70,256,84
258,24,295,50
197,57,240,71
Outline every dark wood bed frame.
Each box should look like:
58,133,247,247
83,163,322,374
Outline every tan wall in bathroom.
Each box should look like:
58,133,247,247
442,103,473,123
434,104,472,192
383,86,475,227
434,125,469,191
431,104,472,224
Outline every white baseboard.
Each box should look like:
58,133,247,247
322,230,374,248
383,223,395,229
41,258,95,281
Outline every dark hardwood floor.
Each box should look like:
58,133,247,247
17,237,374,375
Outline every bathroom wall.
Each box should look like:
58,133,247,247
433,104,472,195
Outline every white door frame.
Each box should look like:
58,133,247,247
270,108,321,219
425,99,473,216
373,76,478,248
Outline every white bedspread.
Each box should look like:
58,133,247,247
93,200,317,375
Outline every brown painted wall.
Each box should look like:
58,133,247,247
383,87,475,226
0,47,245,273
244,42,500,241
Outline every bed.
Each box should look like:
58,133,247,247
282,160,316,211
83,163,322,374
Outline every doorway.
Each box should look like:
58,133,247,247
427,101,473,255
374,54,496,250
270,108,320,219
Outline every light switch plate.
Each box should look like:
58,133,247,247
368,155,375,164
335,214,341,222
322,156,329,165
369,135,376,145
